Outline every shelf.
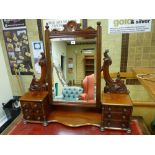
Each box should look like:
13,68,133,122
48,110,101,127
84,55,95,76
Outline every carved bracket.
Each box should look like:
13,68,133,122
101,50,129,94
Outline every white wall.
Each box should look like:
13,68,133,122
0,43,13,126
52,41,67,96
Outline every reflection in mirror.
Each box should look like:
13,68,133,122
51,37,96,104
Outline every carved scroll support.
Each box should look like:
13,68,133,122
101,50,129,94
29,52,47,91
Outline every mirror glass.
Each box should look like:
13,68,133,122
51,37,96,104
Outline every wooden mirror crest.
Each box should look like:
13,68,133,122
46,20,98,39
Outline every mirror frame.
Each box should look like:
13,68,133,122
45,20,102,107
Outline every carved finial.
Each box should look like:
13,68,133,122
97,21,101,26
104,49,109,57
45,23,49,29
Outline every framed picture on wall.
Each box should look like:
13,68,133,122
68,58,73,73
32,41,44,74
3,29,33,75
2,19,26,30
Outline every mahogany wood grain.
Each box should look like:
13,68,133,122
19,91,50,125
96,22,102,107
101,93,133,132
19,21,103,127
45,25,52,103
102,93,132,106
48,110,101,127
52,101,96,107
29,53,47,91
20,91,48,102
49,20,97,39
101,50,128,94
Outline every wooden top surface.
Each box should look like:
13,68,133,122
20,91,48,102
132,67,155,101
48,110,101,127
102,93,132,106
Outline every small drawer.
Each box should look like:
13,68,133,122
31,102,42,110
103,120,130,129
103,112,131,121
33,115,44,121
34,108,43,115
103,105,122,112
22,108,33,114
21,102,31,109
103,105,131,113
122,107,132,113
23,113,33,120
121,122,130,129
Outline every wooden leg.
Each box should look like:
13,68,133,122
23,119,27,125
43,121,48,127
100,122,105,131
126,128,131,134
100,126,105,132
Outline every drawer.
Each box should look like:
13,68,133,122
103,120,130,129
21,102,31,109
22,107,33,115
31,102,42,110
33,108,43,115
103,105,132,113
103,112,131,121
23,113,33,120
33,114,44,121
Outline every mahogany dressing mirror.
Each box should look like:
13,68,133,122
45,21,102,108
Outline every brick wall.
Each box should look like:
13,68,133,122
127,20,155,70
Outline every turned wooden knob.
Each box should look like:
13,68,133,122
122,115,126,119
107,122,111,126
108,114,111,118
26,116,30,119
34,104,38,108
97,21,101,26
108,107,112,111
122,123,126,128
123,108,127,112
37,117,41,120
25,109,28,112
45,23,49,29
36,110,40,113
